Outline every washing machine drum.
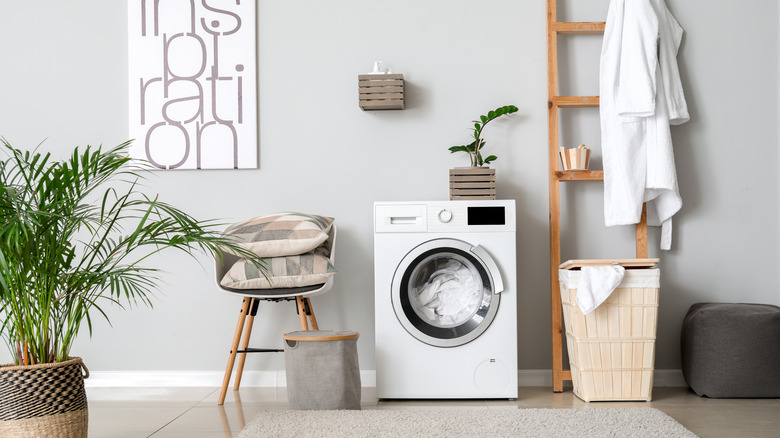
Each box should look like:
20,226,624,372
391,238,502,347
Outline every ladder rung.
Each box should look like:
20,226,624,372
551,96,599,108
553,22,606,34
554,170,604,181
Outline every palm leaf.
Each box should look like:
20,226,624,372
0,139,269,365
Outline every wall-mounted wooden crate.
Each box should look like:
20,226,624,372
358,74,404,110
449,167,496,200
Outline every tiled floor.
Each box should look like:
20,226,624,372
86,386,780,437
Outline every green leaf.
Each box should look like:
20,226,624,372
474,123,481,131
449,146,469,153
480,115,488,124
488,110,495,119
483,155,498,164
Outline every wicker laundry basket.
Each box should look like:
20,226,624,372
558,259,660,402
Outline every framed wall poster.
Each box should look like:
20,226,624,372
128,1,257,169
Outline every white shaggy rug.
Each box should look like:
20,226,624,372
238,408,697,438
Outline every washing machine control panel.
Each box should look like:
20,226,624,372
427,202,513,232
375,201,515,233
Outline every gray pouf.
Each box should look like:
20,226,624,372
284,330,361,410
681,303,780,397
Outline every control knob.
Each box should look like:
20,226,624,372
437,209,453,223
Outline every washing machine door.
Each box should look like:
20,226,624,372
391,238,503,348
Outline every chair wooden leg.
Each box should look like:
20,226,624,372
296,296,309,330
305,297,319,330
219,297,251,405
234,298,257,391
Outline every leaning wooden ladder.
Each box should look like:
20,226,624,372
546,0,649,392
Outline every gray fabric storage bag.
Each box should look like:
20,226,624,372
284,330,361,409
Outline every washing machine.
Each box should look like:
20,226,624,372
374,200,517,399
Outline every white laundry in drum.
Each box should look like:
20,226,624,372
411,257,482,327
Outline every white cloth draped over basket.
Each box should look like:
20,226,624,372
574,265,626,315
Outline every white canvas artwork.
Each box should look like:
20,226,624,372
128,0,257,169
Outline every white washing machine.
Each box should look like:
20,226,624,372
374,200,517,399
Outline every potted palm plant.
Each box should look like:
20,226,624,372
0,139,266,437
448,104,518,200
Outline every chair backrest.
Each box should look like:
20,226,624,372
214,224,337,298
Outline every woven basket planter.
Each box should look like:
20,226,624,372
0,357,89,438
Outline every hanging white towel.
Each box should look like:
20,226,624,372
600,0,689,250
576,265,626,315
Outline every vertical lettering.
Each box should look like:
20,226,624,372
200,0,242,35
140,77,162,125
161,81,204,124
206,65,233,124
163,32,207,81
145,121,191,169
153,0,196,36
236,64,243,124
197,121,238,169
140,0,147,36
132,0,252,169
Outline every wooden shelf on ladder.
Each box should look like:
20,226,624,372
546,0,649,392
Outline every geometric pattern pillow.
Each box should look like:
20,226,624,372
221,246,336,289
222,212,334,257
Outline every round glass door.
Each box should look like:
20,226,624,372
391,238,500,347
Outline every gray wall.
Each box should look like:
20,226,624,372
0,0,777,375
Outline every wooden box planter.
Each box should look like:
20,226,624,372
449,167,496,200
358,74,404,110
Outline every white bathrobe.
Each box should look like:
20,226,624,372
600,0,689,250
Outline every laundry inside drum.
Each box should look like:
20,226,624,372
407,252,487,328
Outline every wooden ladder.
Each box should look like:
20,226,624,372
546,0,649,392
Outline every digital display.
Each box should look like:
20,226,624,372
467,206,505,225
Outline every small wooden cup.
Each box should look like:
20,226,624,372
559,144,591,171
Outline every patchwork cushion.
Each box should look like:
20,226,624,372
222,212,333,257
221,246,336,289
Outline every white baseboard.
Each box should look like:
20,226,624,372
85,370,377,388
85,369,686,388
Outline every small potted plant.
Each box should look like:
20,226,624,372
0,139,266,437
448,105,518,200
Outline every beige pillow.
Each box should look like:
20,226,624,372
222,212,333,257
221,246,336,289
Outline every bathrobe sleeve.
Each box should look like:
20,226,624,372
616,0,659,119
657,4,690,125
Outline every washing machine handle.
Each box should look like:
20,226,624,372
470,244,504,294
